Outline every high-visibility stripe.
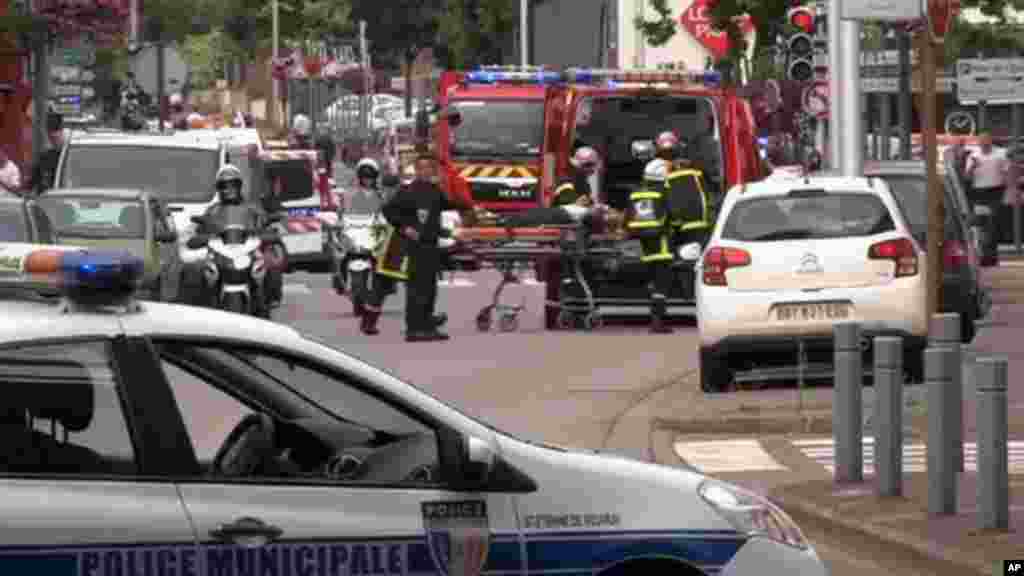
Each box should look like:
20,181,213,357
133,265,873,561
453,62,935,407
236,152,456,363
641,236,672,262
456,164,540,179
677,221,712,232
628,219,665,229
631,191,663,200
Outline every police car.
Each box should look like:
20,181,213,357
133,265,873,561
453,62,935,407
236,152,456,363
0,242,826,576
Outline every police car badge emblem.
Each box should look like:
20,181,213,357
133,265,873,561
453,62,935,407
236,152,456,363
417,208,429,224
422,500,490,576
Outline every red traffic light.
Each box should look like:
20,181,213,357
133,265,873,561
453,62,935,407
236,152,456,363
789,7,815,34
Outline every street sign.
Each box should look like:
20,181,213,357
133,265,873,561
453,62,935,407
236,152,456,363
52,83,82,97
927,0,957,43
841,0,921,21
956,58,1024,104
802,80,829,119
944,110,976,135
861,75,955,93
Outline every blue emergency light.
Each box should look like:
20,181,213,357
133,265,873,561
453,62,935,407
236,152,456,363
463,67,722,88
1,245,145,305
464,70,563,85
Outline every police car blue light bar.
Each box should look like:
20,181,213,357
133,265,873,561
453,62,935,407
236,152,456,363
463,67,722,87
0,244,144,303
464,70,563,85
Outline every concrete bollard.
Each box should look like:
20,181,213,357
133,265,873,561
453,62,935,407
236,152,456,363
874,336,903,497
976,357,1010,530
834,322,863,483
927,347,959,515
930,313,963,472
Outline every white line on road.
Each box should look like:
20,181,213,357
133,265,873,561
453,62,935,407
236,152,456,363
437,277,476,287
282,283,312,295
793,437,1024,474
673,439,790,473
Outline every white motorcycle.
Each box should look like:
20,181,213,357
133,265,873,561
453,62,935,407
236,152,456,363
325,205,390,316
188,220,268,316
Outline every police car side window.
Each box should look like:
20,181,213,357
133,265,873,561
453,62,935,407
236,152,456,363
0,341,138,476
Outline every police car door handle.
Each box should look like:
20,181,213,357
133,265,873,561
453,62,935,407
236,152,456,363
209,517,284,546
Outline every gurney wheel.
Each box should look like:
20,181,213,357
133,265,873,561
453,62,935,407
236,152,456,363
556,310,575,330
476,310,493,332
582,312,603,331
499,314,519,332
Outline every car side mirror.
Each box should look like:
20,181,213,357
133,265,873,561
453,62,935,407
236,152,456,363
464,436,495,486
190,215,205,225
442,431,495,490
156,230,177,243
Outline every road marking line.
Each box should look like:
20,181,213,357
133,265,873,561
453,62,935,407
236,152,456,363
282,283,311,295
673,439,789,473
794,437,1024,474
438,277,476,287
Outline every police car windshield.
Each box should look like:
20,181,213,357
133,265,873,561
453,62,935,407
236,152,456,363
60,146,219,203
722,193,896,241
449,100,544,158
37,196,146,239
0,206,28,242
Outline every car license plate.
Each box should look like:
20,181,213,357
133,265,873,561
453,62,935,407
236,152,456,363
283,233,322,256
774,302,850,322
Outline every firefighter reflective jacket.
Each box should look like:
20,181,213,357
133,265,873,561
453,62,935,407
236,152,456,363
553,175,591,206
627,186,673,262
665,168,712,232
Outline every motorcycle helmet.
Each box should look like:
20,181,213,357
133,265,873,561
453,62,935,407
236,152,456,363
215,164,245,204
356,157,380,185
570,146,599,172
655,131,679,154
292,114,311,137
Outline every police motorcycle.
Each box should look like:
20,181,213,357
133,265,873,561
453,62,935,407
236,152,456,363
326,159,397,315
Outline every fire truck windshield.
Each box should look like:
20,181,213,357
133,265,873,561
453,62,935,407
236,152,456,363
448,100,544,159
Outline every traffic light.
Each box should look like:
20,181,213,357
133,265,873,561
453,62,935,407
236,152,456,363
785,5,815,82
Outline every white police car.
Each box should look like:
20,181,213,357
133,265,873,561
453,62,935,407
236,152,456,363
0,242,826,576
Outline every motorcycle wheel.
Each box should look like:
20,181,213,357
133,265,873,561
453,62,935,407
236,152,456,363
350,270,369,316
222,292,247,315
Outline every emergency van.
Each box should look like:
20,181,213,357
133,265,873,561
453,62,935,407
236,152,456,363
0,241,827,576
436,67,549,212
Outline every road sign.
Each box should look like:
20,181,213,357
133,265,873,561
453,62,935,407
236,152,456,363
52,83,82,97
841,0,921,21
802,81,829,119
861,75,955,93
956,58,1024,104
944,110,976,135
927,0,957,43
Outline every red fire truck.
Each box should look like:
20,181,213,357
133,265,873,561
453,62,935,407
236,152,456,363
435,67,550,212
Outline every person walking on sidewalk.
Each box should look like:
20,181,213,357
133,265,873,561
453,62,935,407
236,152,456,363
966,132,1010,262
380,153,473,342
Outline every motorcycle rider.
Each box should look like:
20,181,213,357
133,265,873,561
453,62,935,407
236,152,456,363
187,165,270,310
346,158,400,335
290,114,313,149
629,157,675,334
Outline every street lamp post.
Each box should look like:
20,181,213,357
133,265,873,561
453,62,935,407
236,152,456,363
272,0,280,129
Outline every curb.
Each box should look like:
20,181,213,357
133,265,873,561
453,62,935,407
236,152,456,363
652,414,834,436
771,489,992,576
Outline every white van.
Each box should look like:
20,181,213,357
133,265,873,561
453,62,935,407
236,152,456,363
54,129,228,266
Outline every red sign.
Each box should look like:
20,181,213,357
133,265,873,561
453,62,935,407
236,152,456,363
927,0,959,43
679,0,755,61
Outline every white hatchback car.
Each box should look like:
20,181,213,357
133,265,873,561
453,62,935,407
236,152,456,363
696,176,929,393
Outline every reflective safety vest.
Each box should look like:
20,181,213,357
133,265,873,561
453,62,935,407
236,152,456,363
665,168,713,232
627,187,673,262
374,224,409,281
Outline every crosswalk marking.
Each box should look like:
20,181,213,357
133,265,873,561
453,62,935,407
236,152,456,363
673,439,790,473
793,437,1024,474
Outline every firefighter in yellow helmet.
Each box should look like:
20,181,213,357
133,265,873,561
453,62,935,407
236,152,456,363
628,157,674,334
658,130,714,253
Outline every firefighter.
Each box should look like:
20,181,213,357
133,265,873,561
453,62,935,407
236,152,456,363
628,158,674,334
553,146,600,207
661,131,714,247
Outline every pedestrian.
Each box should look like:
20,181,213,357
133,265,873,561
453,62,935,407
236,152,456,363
380,153,473,342
965,132,1010,259
25,112,64,196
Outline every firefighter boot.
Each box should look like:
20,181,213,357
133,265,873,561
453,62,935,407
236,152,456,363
360,306,381,335
650,296,673,334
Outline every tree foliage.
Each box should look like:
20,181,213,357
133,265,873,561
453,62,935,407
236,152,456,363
351,0,443,69
438,0,515,68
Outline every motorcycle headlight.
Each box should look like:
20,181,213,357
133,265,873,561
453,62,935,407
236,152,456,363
698,480,809,550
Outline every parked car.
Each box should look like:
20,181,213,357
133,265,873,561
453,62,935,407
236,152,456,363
0,194,57,244
861,161,987,342
37,188,180,301
696,176,928,392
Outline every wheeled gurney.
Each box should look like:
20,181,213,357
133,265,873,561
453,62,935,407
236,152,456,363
453,223,624,332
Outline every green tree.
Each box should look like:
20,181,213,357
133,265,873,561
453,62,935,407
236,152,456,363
945,0,1024,60
437,0,514,68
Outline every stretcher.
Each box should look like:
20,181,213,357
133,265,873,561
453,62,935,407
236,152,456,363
453,224,623,332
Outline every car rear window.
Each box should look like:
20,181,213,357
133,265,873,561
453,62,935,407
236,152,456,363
60,145,218,203
877,174,962,244
721,192,895,241
0,206,27,242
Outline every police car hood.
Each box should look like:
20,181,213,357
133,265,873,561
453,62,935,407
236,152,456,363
498,437,737,532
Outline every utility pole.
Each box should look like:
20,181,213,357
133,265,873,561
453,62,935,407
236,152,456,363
827,0,841,170
272,0,280,129
359,20,370,146
838,19,862,175
520,0,528,65
898,29,912,159
921,30,943,318
156,19,165,133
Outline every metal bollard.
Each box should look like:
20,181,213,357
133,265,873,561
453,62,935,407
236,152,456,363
874,336,903,497
976,357,1009,530
930,313,963,472
927,347,958,515
834,322,863,483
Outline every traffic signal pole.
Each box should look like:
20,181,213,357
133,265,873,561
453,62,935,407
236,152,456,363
838,18,862,176
828,0,841,169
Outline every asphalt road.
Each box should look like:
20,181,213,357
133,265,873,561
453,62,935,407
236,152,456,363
270,267,1010,575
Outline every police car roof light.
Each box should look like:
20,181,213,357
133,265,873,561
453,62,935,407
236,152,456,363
464,70,563,85
12,246,145,305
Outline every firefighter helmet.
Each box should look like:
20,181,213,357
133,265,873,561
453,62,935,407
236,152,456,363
643,159,669,183
571,146,599,170
655,131,679,151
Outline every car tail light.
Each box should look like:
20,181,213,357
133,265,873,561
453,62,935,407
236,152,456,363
702,246,751,286
868,238,918,277
942,239,968,269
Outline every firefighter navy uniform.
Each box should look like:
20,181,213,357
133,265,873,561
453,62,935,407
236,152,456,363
665,166,713,242
629,159,674,333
